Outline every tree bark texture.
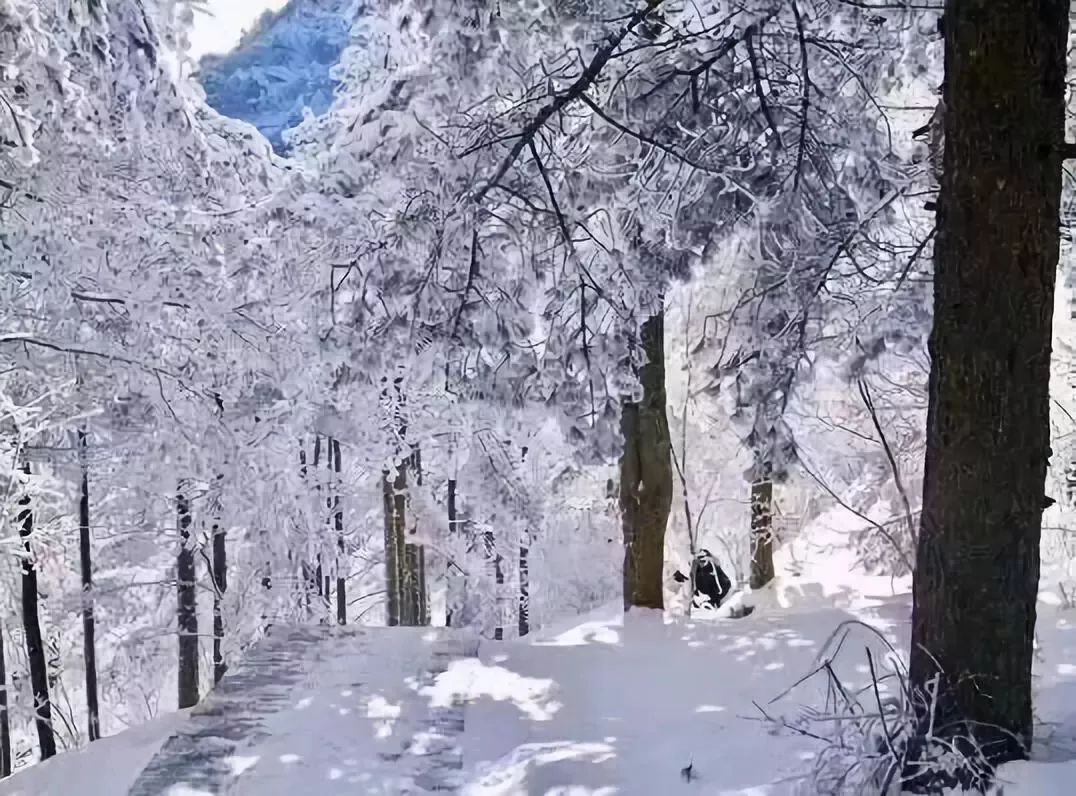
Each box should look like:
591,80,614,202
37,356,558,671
404,446,428,626
176,489,199,709
907,0,1068,784
485,530,505,640
0,624,10,777
313,436,327,616
519,535,530,637
212,518,227,685
749,474,775,590
446,477,459,627
299,444,315,617
333,438,346,625
619,310,673,611
77,430,100,741
18,465,56,759
383,468,402,626
394,460,412,624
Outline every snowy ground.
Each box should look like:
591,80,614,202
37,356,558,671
0,711,187,796
4,507,1076,794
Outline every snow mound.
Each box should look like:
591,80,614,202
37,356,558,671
995,759,1076,795
0,711,186,796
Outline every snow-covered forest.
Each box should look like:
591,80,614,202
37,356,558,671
3,0,1076,793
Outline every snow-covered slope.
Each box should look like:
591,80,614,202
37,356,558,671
4,513,1075,795
0,712,186,796
197,0,354,152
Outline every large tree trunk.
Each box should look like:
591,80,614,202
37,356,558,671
18,464,56,759
211,494,227,685
906,1,1068,786
332,438,346,625
383,467,402,627
0,623,11,777
619,309,673,611
77,430,100,742
404,446,428,626
176,488,199,709
383,376,428,627
749,471,775,590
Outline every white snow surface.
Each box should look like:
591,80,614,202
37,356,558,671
0,710,187,796
4,506,1076,794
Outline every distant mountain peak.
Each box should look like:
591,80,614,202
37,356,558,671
198,0,356,153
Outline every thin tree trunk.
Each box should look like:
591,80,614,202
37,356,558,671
299,444,314,617
176,488,199,709
749,472,775,590
405,446,428,626
212,518,227,684
324,439,333,618
313,437,325,612
519,534,530,637
0,623,11,777
446,478,459,627
906,1,1068,787
333,439,345,625
77,430,100,741
485,530,505,640
403,543,417,626
415,545,428,626
18,464,56,759
518,445,531,637
619,309,673,611
395,460,411,626
383,468,401,626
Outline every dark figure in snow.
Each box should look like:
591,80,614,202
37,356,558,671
673,550,733,609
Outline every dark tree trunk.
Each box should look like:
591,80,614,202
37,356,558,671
18,464,56,759
382,379,427,626
333,438,346,625
299,444,314,617
445,477,459,627
176,489,199,709
414,543,428,626
485,530,505,640
518,535,530,637
383,468,402,626
906,1,1069,787
324,440,333,616
212,518,227,685
77,430,100,741
403,542,418,627
404,446,428,626
518,444,531,637
749,473,775,590
313,437,325,612
619,309,673,611
0,624,11,777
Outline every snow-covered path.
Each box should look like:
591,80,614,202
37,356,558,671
452,594,911,795
7,507,1076,795
127,626,480,795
